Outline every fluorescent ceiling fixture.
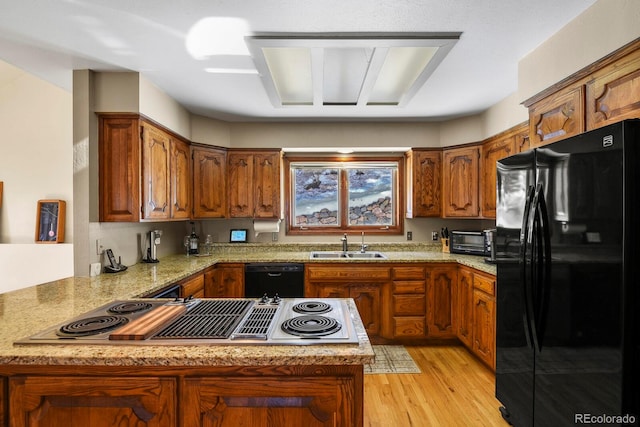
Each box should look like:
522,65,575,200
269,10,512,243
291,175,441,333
205,67,259,74
246,33,460,108
186,17,251,58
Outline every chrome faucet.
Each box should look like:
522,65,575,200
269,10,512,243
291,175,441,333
341,233,348,252
360,231,368,253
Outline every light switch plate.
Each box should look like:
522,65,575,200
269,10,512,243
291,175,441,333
90,263,101,277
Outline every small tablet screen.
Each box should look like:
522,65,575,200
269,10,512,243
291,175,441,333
230,229,248,243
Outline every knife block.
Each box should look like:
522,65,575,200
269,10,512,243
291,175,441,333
441,238,450,253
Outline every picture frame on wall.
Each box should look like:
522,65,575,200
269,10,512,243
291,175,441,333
35,200,66,243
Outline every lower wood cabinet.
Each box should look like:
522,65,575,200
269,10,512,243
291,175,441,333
180,272,205,298
8,376,176,427
204,263,244,297
183,373,357,426
305,265,389,338
456,265,496,370
388,266,427,338
426,265,457,339
4,365,363,427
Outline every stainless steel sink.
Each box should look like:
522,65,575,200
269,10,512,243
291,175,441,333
310,251,387,259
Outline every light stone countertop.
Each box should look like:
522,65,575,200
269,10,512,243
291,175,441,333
0,243,494,367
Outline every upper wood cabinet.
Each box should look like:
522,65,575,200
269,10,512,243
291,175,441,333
99,115,141,222
192,145,227,219
526,39,640,145
442,145,481,217
480,124,525,218
406,149,442,217
529,85,585,147
586,47,640,130
99,114,191,222
227,150,281,218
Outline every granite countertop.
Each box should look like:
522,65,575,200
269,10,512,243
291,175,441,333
0,243,494,368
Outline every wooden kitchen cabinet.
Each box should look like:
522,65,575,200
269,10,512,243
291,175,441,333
99,114,191,222
204,263,244,297
8,376,175,427
585,47,640,130
227,149,281,218
442,145,481,217
180,272,205,298
305,264,390,338
456,265,496,370
529,85,584,147
406,149,442,217
426,265,457,338
480,127,518,218
192,145,227,219
183,374,358,427
454,266,473,348
387,266,427,338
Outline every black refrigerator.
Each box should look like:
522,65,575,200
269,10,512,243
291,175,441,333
495,120,640,426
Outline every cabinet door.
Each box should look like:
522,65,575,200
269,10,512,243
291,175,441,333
181,273,205,298
481,136,515,218
472,288,496,369
9,376,175,427
99,116,140,222
227,151,254,217
205,264,244,298
426,266,456,338
442,146,480,217
192,147,227,218
253,151,281,219
455,267,474,348
586,50,640,130
350,285,381,337
529,85,584,147
410,150,442,217
141,123,170,220
306,283,349,299
170,137,191,219
183,376,355,427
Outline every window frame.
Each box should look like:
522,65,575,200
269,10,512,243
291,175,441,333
284,155,405,236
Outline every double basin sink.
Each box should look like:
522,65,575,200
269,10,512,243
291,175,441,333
310,251,387,259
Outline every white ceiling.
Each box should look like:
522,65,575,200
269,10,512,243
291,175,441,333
0,0,596,122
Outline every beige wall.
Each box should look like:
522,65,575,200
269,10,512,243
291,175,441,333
0,61,74,292
519,0,640,102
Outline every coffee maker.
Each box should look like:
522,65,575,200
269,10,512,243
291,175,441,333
144,229,163,263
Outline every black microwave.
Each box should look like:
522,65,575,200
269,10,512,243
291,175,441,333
450,230,493,256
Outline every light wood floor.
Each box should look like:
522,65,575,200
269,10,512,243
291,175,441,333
363,345,510,426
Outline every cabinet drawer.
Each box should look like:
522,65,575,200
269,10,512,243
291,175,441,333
392,266,425,280
473,274,495,296
393,295,426,316
306,266,391,281
393,280,426,294
181,274,204,297
393,317,425,337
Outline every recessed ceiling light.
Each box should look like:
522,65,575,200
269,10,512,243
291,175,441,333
246,33,460,108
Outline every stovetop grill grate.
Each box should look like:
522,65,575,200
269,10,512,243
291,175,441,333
232,306,279,340
153,299,253,339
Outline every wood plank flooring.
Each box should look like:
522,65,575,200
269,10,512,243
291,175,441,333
364,345,510,426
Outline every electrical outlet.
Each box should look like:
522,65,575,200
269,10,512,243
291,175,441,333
90,263,101,277
96,239,104,255
432,231,439,241
272,232,278,242
406,231,412,241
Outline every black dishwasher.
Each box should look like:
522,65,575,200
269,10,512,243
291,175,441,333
244,263,305,298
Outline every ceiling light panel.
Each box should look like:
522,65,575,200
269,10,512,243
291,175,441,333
246,33,460,109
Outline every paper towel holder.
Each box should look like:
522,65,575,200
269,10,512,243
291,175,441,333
229,229,248,243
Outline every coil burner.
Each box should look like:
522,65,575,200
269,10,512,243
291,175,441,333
280,315,341,337
57,316,129,337
107,302,153,315
292,301,332,315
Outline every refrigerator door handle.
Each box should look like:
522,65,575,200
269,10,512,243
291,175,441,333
532,183,552,351
520,185,536,349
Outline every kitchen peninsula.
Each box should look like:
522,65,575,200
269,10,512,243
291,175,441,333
0,244,495,426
